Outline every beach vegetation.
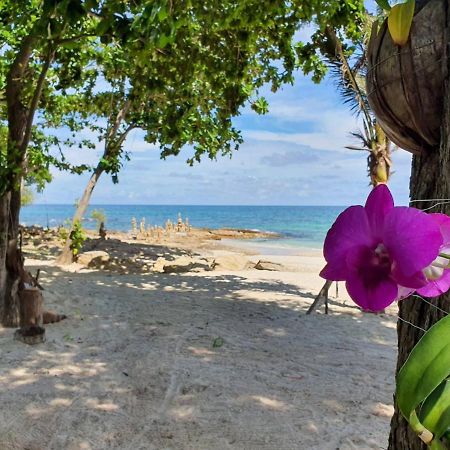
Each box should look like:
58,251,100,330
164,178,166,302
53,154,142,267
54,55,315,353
68,220,86,258
20,186,34,207
91,209,106,232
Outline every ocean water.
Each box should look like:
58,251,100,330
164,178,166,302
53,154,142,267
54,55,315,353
20,204,346,250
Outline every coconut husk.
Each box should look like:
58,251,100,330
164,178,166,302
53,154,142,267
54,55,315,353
366,0,447,154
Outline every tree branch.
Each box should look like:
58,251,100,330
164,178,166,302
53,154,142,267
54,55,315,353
20,49,55,154
55,34,96,45
107,99,132,143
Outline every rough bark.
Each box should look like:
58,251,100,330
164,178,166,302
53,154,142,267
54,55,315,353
1,36,33,326
0,193,10,322
388,101,450,448
2,189,23,327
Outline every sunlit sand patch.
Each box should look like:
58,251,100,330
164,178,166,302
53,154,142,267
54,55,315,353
25,403,50,418
54,383,81,393
188,346,215,357
2,368,36,387
85,398,119,412
169,405,195,419
140,282,158,290
371,402,394,418
263,327,287,337
48,362,107,377
248,395,288,411
306,422,319,433
380,320,397,330
49,398,73,407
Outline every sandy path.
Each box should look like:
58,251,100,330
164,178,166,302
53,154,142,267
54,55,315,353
0,261,396,450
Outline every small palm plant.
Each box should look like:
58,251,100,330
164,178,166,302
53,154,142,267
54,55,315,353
322,21,393,187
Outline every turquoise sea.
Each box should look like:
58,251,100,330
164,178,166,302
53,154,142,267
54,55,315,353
20,204,346,250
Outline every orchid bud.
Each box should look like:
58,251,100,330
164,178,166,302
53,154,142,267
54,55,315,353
423,264,445,281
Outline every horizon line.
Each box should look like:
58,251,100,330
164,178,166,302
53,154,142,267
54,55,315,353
26,203,350,208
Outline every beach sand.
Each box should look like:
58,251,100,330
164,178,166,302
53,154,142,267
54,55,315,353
0,230,397,450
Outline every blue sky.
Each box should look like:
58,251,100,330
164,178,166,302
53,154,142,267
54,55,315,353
38,3,413,206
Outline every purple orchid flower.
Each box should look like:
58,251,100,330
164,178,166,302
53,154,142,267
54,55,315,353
320,185,443,312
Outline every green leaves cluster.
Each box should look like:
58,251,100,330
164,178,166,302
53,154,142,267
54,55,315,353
397,314,450,449
68,220,85,257
0,0,366,194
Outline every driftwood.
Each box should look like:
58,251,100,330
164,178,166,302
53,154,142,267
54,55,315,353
306,280,333,315
43,311,67,324
366,0,446,154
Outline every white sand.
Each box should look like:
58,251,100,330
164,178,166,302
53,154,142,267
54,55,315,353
0,245,397,450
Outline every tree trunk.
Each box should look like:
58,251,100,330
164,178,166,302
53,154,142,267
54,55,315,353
2,189,23,327
388,98,450,447
0,193,10,323
57,167,104,265
18,287,43,328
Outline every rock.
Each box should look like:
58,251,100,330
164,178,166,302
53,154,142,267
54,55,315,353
77,251,110,267
254,260,286,271
152,257,167,273
163,256,195,273
213,254,254,271
153,256,212,273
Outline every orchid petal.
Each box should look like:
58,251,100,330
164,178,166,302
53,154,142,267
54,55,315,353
417,269,450,298
383,207,443,276
430,213,450,244
391,265,428,289
396,286,415,301
365,184,394,240
346,272,398,312
323,206,374,273
320,263,347,281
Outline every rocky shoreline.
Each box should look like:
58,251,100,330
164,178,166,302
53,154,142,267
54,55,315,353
21,225,285,274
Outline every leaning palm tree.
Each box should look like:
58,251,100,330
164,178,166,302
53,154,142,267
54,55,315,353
307,18,393,314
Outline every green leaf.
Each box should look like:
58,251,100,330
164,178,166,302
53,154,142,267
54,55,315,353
158,6,168,21
212,337,224,348
375,0,391,10
387,0,415,46
419,379,450,440
397,314,450,422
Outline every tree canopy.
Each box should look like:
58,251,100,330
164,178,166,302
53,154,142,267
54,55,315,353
0,0,366,192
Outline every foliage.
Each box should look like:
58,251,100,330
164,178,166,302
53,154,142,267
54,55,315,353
21,185,34,206
69,220,85,257
0,0,366,199
58,225,68,244
396,314,450,449
91,208,106,231
313,11,393,186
